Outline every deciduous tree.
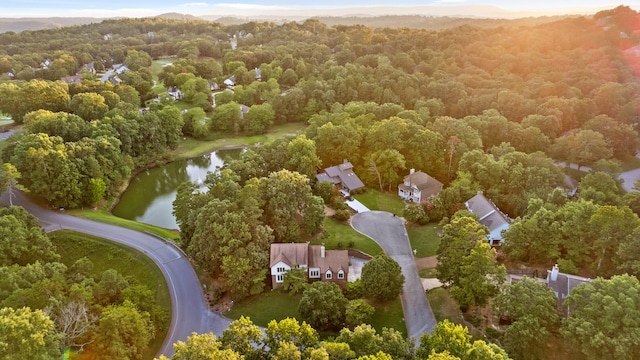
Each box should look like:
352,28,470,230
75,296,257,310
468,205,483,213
361,254,405,301
0,307,61,360
298,281,348,330
561,274,640,360
493,276,559,360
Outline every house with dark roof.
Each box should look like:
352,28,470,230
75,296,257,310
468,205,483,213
269,243,349,288
465,191,511,246
316,160,365,193
398,169,443,203
546,264,591,315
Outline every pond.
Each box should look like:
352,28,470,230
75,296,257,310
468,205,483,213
112,148,243,229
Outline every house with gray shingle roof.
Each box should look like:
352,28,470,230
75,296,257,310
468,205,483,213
316,160,365,193
546,264,591,316
465,191,511,246
270,243,349,288
398,169,443,203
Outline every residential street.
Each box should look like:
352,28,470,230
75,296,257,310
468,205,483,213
351,211,437,342
0,190,231,358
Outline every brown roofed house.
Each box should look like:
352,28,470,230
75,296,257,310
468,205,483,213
270,243,349,288
398,169,443,203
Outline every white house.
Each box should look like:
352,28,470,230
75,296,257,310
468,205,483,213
398,169,443,203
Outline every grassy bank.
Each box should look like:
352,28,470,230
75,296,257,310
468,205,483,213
66,208,180,241
49,229,171,359
170,122,306,159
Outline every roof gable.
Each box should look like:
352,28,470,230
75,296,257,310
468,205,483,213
270,243,308,268
465,191,510,232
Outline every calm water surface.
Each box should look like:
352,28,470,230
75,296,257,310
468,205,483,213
113,149,243,229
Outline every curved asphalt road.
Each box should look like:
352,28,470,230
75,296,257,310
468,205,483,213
351,211,436,342
0,190,231,358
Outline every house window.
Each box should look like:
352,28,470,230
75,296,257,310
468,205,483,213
277,267,286,273
310,269,320,278
276,274,284,283
338,270,344,279
325,270,332,280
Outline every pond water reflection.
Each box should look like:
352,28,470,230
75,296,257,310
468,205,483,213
112,148,243,229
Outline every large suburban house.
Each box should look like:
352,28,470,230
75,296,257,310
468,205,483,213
507,264,592,317
465,191,511,246
398,169,443,203
547,264,591,315
270,243,349,288
316,160,365,193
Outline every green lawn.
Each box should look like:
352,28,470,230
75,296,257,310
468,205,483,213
151,58,175,78
419,267,437,278
354,189,405,215
225,291,302,326
170,123,306,159
225,290,407,336
426,287,464,325
367,298,407,337
312,217,383,256
407,223,441,257
66,208,180,242
0,115,12,126
48,230,170,359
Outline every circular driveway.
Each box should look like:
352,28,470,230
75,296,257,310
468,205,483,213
0,190,231,358
351,211,436,341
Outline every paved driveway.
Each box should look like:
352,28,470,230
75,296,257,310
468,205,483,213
351,211,436,342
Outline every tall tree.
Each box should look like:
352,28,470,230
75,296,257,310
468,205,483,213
158,332,242,360
298,281,348,330
493,277,559,360
361,254,405,301
561,274,640,360
0,307,61,360
0,163,22,206
88,301,155,360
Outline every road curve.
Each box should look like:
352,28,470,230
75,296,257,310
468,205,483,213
351,211,437,342
0,190,231,358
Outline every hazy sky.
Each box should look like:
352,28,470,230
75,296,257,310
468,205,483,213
0,1,637,17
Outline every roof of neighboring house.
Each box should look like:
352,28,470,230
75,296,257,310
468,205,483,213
320,161,364,192
399,171,443,196
270,243,308,268
546,265,591,301
61,75,82,84
316,173,340,184
308,245,349,273
465,191,510,233
563,175,579,195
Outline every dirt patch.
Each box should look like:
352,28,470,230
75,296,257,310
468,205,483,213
324,206,336,217
414,255,438,270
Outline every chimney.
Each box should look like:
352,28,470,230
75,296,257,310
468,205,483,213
550,264,559,282
321,245,325,258
410,168,415,175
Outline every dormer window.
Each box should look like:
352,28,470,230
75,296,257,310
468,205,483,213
338,270,345,279
325,270,332,280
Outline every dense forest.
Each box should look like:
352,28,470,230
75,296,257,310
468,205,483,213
1,5,640,360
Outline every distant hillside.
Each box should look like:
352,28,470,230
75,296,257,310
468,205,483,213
0,17,105,32
311,15,575,30
155,13,203,21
